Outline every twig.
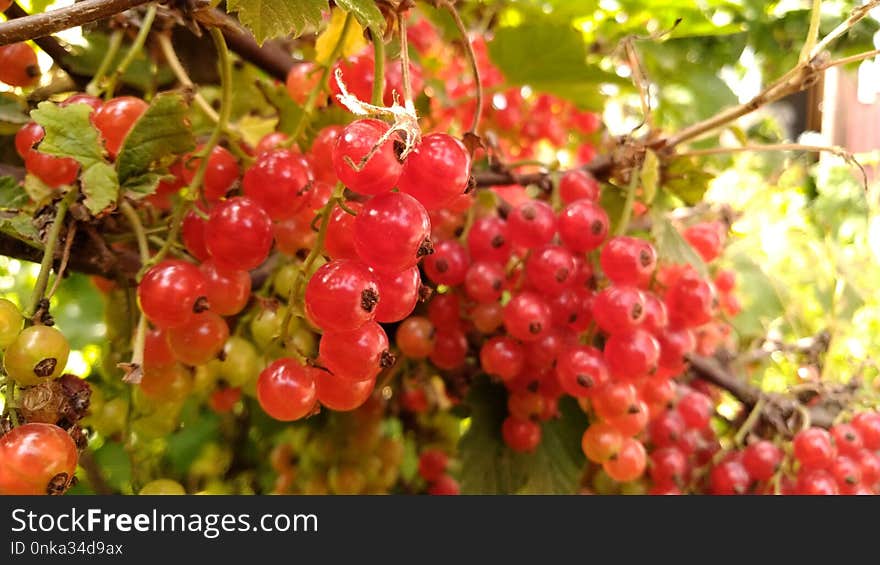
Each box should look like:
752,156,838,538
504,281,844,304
157,32,219,123
799,0,823,63
397,11,414,111
474,154,613,188
820,47,880,70
45,222,77,301
0,0,153,46
26,189,78,318
808,0,880,60
439,0,482,134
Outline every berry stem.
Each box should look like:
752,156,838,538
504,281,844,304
4,380,19,427
103,3,158,99
157,32,220,123
85,29,123,97
288,12,354,144
614,167,640,237
396,11,414,110
45,222,77,301
280,182,344,343
440,0,482,135
26,187,78,319
119,200,151,384
371,31,385,106
733,395,766,446
144,26,233,273
799,0,823,64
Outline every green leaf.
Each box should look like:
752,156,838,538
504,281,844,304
226,0,328,44
0,93,29,134
116,92,194,196
63,33,173,93
663,157,714,205
0,213,38,243
165,405,221,476
641,149,660,204
31,101,120,215
487,21,624,109
0,176,28,210
650,211,708,278
458,378,587,494
23,174,53,204
123,172,170,199
336,0,385,33
600,183,628,234
257,80,306,135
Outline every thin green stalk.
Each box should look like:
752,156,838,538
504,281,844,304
371,33,385,106
144,27,233,272
6,382,19,427
280,182,344,343
27,188,78,318
614,168,640,237
288,12,354,143
119,201,150,378
441,0,482,133
86,29,123,96
104,4,158,99
734,396,766,446
799,0,823,62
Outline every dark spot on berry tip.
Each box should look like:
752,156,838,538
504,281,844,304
528,322,542,334
555,268,570,283
521,205,536,221
418,285,434,302
216,348,228,362
26,65,40,79
627,404,641,414
46,473,69,496
631,302,643,319
417,237,435,257
568,313,578,323
492,279,502,291
527,381,540,393
380,350,397,368
576,375,593,388
435,259,449,273
591,220,604,235
639,249,653,267
33,358,57,378
491,234,505,248
361,288,379,313
193,296,210,313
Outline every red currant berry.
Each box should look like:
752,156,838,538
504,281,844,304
309,125,343,185
480,336,524,381
556,345,608,398
710,460,750,495
464,261,505,303
181,206,210,261
507,200,556,249
418,449,449,483
677,391,713,430
166,311,229,366
138,260,207,329
243,149,313,219
204,197,274,271
793,427,836,470
649,446,688,488
603,438,647,482
581,422,623,463
558,169,600,204
257,359,318,421
353,192,431,274
373,266,420,323
502,417,541,453
604,329,660,380
600,236,656,287
396,316,435,360
332,119,401,195
398,133,471,210
315,369,375,412
665,270,716,328
286,62,324,105
742,440,783,482
200,260,251,316
92,96,148,157
429,327,468,370
852,411,880,450
503,291,552,342
0,43,39,87
304,259,379,332
423,239,469,286
318,321,390,382
557,199,609,252
324,201,362,260
181,145,240,202
525,245,575,294
0,423,78,495
591,286,645,334
467,216,512,265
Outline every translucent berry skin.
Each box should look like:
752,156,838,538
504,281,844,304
273,216,315,256
603,438,647,482
3,325,70,387
581,422,623,463
397,133,471,210
304,259,379,332
503,291,552,342
795,469,839,495
665,270,716,328
332,119,402,196
591,286,645,335
852,411,880,450
507,201,556,249
353,192,431,274
181,207,210,261
600,236,657,287
502,417,542,453
793,427,836,470
558,200,609,252
742,440,783,482
427,475,460,496
427,292,460,330
418,449,449,483
318,321,389,382
257,359,317,421
559,170,600,204
243,149,313,220
0,43,39,87
0,298,23,348
423,239,469,287
138,260,207,329
657,328,696,371
0,423,78,495
556,345,608,398
592,382,638,421
641,293,669,335
525,245,575,295
373,266,420,323
325,201,362,260
549,288,592,332
683,222,724,263
182,145,240,202
200,261,251,316
315,370,375,412
166,312,229,366
396,317,435,360
144,328,175,369
524,328,573,371
204,197,274,271
830,423,864,457
649,446,688,488
429,327,468,370
604,329,660,380
92,96,148,157
467,216,512,264
677,391,713,430
480,336,524,381
16,122,79,188
464,261,505,304
710,460,750,495
309,125,343,185
285,62,324,105
648,409,686,448
330,53,381,108
14,122,44,159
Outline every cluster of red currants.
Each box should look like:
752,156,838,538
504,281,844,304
417,448,460,495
